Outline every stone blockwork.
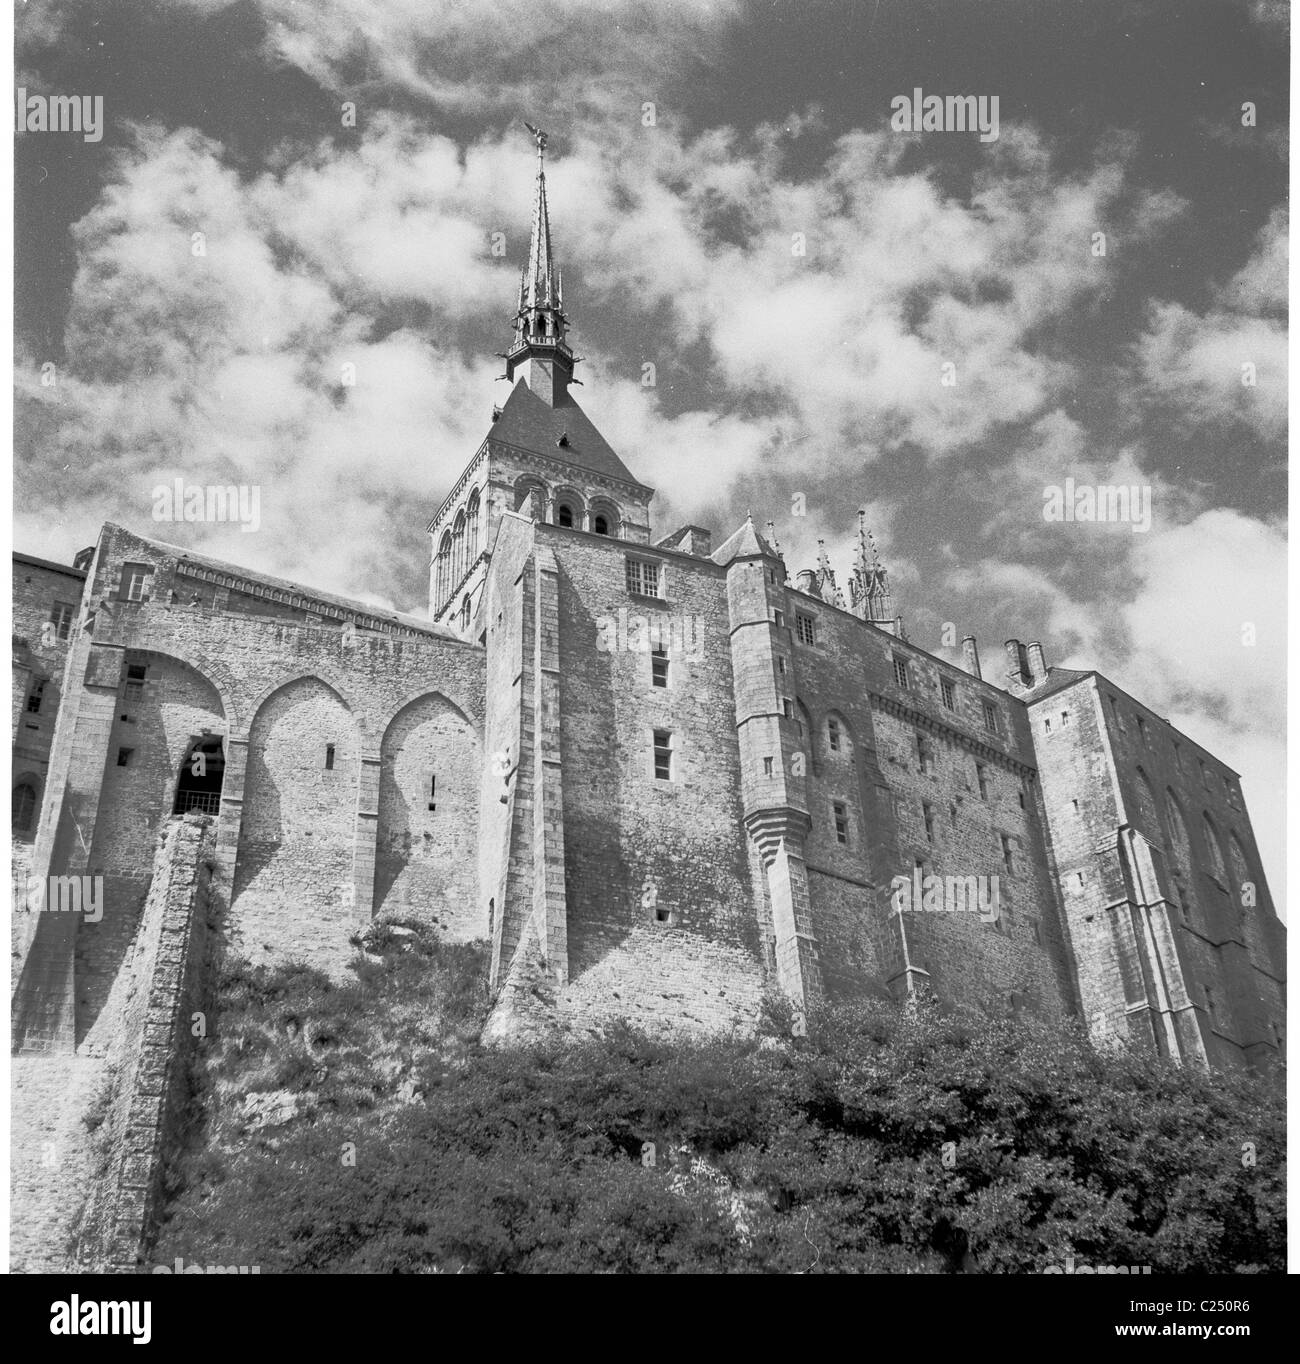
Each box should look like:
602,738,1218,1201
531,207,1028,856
1027,670,1285,1073
10,815,214,1273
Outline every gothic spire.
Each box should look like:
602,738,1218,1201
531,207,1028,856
850,509,895,627
505,122,576,405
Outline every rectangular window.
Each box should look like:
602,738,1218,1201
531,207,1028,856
49,600,76,641
124,662,146,708
773,609,785,628
1071,798,1079,814
25,680,45,714
653,729,673,781
1061,710,1070,727
1000,833,1015,875
1044,717,1052,734
763,756,774,777
940,677,955,710
120,563,152,602
1018,788,1025,809
923,802,935,843
777,656,786,674
325,744,335,770
795,612,816,646
625,557,662,599
827,718,841,752
782,697,794,721
116,747,133,767
833,801,849,845
982,700,998,733
976,764,989,800
916,731,933,775
893,657,909,690
651,645,669,688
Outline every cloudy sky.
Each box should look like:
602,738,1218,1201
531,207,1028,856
13,0,1288,899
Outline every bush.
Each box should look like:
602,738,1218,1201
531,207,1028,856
153,949,1285,1274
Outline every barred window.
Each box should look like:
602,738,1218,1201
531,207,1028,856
982,700,998,734
795,612,816,646
893,657,909,690
625,557,661,598
940,677,955,710
833,801,849,845
827,718,841,752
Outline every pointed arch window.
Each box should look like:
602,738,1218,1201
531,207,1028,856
1201,812,1226,883
12,782,37,834
466,489,480,565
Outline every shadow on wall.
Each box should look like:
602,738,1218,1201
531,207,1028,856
374,692,482,938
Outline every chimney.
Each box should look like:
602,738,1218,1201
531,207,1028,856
1027,641,1048,685
962,635,982,680
1004,638,1030,686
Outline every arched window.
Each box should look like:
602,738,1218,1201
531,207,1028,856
174,737,225,816
1228,833,1251,905
436,531,453,605
589,498,622,539
466,489,480,565
452,509,466,588
1133,766,1160,839
460,594,472,630
1201,812,1227,883
12,782,37,834
1164,790,1191,867
557,504,574,528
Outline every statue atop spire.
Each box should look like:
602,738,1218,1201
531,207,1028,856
850,509,896,629
505,121,576,405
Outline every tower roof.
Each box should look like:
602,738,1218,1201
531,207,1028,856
490,378,649,491
711,513,779,566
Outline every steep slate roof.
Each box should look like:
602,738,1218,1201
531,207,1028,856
710,515,778,566
1022,666,1095,701
489,379,649,491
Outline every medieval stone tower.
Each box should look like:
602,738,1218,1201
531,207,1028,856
12,130,1286,1092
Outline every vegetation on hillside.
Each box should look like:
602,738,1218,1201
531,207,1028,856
154,920,1285,1273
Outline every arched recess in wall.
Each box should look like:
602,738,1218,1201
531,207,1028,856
1132,766,1161,843
1162,788,1198,924
232,676,359,966
1201,811,1228,884
820,709,865,855
89,651,227,881
374,692,482,939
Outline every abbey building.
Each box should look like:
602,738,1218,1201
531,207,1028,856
12,134,1285,1075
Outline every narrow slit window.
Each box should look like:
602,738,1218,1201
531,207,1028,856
940,677,955,710
893,657,909,690
651,645,669,688
653,730,672,781
325,744,335,770
428,775,437,811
